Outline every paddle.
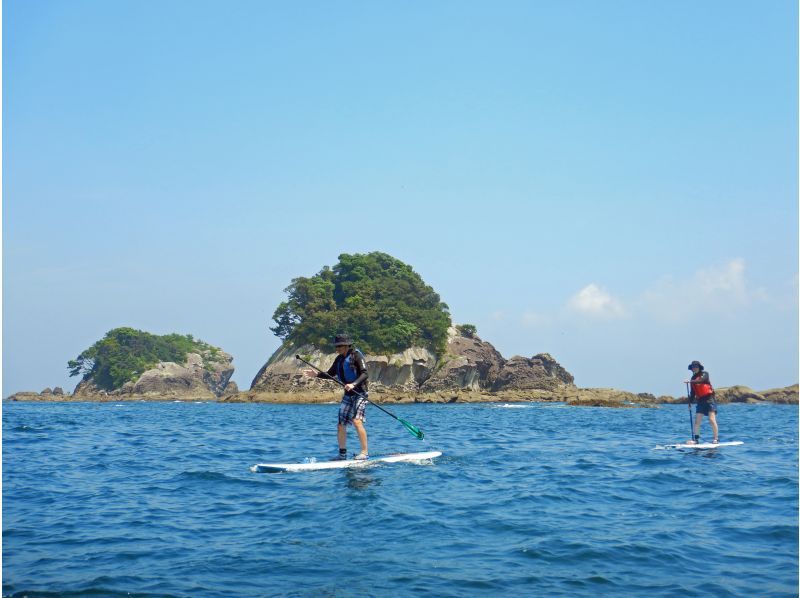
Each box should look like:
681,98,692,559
685,382,694,442
295,354,425,440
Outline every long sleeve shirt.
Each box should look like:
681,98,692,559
318,349,369,395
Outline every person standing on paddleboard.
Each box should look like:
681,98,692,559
303,334,370,460
684,360,719,444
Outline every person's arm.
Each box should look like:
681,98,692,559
320,359,339,381
350,352,368,387
302,357,339,381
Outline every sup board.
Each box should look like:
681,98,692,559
250,450,442,473
655,441,744,450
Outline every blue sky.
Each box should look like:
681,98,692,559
4,0,797,397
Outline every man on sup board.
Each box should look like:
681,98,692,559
303,334,370,460
684,360,719,444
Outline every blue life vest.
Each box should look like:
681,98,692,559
338,352,360,384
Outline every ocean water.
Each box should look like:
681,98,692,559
3,401,798,597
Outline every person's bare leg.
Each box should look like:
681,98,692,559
708,411,719,442
338,423,347,451
692,413,704,442
353,419,368,455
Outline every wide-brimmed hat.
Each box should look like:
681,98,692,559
687,360,704,371
333,334,353,346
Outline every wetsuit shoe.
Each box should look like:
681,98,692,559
331,451,348,461
354,453,369,461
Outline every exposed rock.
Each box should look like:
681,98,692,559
564,388,659,408
41,387,53,395
11,380,793,406
220,390,342,404
251,344,441,393
492,353,574,391
53,387,64,395
250,327,574,395
5,392,42,402
657,384,798,405
371,348,439,390
250,342,347,393
219,386,658,407
714,385,766,404
421,333,505,391
250,335,442,393
761,384,799,404
73,349,235,400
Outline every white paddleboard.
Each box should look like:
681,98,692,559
251,451,442,473
655,441,744,450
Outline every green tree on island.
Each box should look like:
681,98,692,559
271,252,452,355
456,324,478,338
68,327,220,391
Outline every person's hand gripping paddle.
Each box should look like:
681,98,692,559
296,355,425,440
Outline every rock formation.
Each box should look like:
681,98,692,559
72,349,235,400
421,334,505,391
711,384,799,404
491,353,574,391
250,327,574,394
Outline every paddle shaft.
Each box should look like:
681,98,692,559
685,382,694,439
295,355,403,422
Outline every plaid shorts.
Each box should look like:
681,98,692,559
338,393,367,426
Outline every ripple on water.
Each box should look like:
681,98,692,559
2,402,797,597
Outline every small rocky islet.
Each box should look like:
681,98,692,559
6,327,797,407
6,252,797,406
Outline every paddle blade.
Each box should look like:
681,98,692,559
400,418,424,440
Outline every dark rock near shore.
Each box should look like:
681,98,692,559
421,333,505,391
715,385,767,404
491,353,574,392
760,384,799,404
661,384,798,405
216,382,797,408
5,391,46,401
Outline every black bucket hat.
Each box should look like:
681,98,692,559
687,360,704,371
333,334,353,347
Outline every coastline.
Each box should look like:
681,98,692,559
5,384,798,406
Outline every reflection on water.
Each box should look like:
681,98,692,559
699,449,721,459
680,448,722,459
344,468,381,491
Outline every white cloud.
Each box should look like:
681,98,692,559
567,283,626,319
639,258,766,320
696,258,748,299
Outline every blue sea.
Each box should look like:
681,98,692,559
3,401,798,597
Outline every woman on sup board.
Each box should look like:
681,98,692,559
684,360,719,444
303,334,370,460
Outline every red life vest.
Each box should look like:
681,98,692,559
691,376,714,398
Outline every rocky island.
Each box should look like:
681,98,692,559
7,327,237,402
5,253,797,406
